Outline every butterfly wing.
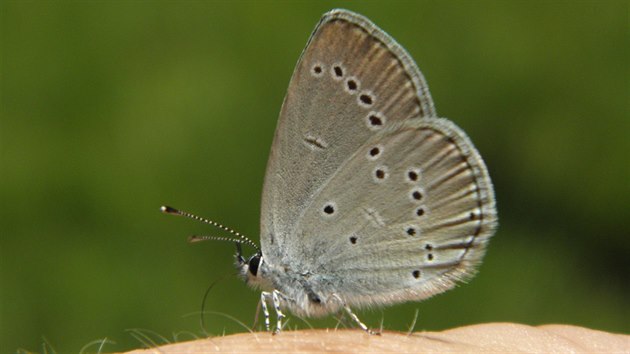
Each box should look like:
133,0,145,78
293,117,497,306
260,9,436,262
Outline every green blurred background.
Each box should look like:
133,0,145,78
1,0,628,352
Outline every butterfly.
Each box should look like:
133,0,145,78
162,8,497,334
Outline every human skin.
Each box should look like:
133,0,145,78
124,323,629,353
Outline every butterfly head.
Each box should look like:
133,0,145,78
236,243,266,287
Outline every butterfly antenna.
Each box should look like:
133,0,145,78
160,205,260,253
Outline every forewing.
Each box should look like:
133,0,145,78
260,9,436,259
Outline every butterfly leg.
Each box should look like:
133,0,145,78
271,290,286,334
260,290,287,334
332,294,380,335
260,291,272,332
333,312,348,330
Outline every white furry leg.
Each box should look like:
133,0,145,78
271,290,285,334
260,291,272,332
260,290,286,334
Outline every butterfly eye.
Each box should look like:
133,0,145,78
248,255,261,276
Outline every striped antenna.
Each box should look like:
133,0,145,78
160,205,260,253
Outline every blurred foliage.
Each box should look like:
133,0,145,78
1,0,628,352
